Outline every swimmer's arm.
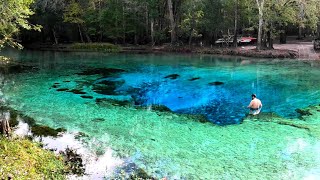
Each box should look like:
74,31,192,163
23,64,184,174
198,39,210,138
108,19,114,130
247,101,253,108
259,102,263,109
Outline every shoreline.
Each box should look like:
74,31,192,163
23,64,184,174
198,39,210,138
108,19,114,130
23,43,301,59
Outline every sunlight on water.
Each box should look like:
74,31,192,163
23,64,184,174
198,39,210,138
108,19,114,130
1,50,320,179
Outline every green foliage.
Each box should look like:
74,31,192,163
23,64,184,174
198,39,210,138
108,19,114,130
70,43,121,52
63,0,84,24
0,0,41,49
0,137,66,179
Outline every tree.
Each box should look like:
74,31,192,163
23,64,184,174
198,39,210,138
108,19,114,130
167,0,177,44
0,0,41,49
180,0,204,46
255,0,264,50
63,0,85,42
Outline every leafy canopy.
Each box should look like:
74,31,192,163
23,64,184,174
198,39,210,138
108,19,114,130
0,0,41,49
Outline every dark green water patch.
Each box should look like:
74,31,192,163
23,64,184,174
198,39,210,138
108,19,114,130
96,98,133,107
0,62,38,74
136,104,172,112
91,118,105,122
76,68,126,76
67,89,87,95
92,80,125,95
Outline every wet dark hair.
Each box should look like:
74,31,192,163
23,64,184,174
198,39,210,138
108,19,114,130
251,94,256,98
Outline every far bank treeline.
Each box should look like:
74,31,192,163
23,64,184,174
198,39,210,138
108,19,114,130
4,0,320,50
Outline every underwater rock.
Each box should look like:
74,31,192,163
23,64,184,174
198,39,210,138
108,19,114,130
67,89,87,95
295,108,313,117
150,105,172,112
115,162,155,180
60,147,85,175
164,74,180,79
91,118,105,122
76,67,126,76
129,168,155,180
56,88,69,92
208,81,224,86
80,95,93,99
51,84,60,88
242,112,283,122
189,77,200,81
92,80,125,95
184,114,210,123
74,132,89,140
96,98,133,107
31,125,66,137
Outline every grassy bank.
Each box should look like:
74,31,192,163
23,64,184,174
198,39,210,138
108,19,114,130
0,137,66,179
70,43,121,52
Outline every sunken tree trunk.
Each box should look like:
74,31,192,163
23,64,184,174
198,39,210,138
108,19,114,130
0,113,11,137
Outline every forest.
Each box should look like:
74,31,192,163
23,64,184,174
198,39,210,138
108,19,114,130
1,0,320,51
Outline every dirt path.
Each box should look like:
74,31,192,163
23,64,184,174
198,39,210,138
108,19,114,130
239,41,320,60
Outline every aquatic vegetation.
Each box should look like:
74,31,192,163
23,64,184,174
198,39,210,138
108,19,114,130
31,125,66,137
92,80,125,95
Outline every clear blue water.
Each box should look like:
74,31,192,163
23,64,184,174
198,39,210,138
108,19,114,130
1,50,320,125
2,50,320,179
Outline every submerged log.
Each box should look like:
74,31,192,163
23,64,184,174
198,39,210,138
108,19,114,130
0,112,11,137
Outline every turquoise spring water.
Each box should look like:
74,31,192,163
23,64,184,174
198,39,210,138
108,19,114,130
1,50,320,179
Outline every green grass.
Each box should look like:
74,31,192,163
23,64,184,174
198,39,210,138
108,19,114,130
70,43,121,52
0,137,66,179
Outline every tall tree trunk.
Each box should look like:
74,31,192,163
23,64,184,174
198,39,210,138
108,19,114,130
233,0,238,47
256,0,264,50
151,18,155,46
188,9,196,47
298,25,303,39
122,6,126,45
52,28,58,44
268,23,274,49
83,26,92,43
145,4,149,38
280,30,287,44
167,0,176,44
78,24,84,43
